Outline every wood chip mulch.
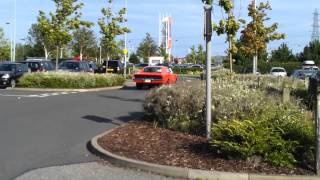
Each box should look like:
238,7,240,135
97,120,314,176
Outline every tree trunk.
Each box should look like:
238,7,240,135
80,46,83,61
44,46,49,60
228,36,233,74
56,46,59,71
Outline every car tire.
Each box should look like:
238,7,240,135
136,83,143,89
10,79,16,88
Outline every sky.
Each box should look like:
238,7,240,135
0,0,319,57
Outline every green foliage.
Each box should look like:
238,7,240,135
239,1,285,59
0,27,10,61
71,27,98,60
99,0,130,60
144,74,314,168
158,45,169,62
129,52,140,64
298,40,320,64
18,72,125,89
136,33,158,63
172,67,203,75
144,82,205,135
270,43,297,62
185,45,205,64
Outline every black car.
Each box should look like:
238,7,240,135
21,60,54,72
0,62,28,88
58,60,92,72
97,60,123,74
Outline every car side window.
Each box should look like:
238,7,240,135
168,68,173,74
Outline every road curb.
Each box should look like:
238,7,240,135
89,127,320,180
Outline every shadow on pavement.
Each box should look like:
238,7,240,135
98,94,144,103
116,112,146,122
82,115,121,126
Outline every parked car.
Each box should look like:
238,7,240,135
270,67,287,77
20,60,54,72
291,69,317,80
302,60,318,70
58,60,92,72
0,62,28,88
88,61,98,73
136,63,149,68
133,66,177,89
97,60,124,74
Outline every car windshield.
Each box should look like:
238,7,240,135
272,69,285,72
144,67,162,73
60,62,79,69
108,61,120,67
0,64,15,71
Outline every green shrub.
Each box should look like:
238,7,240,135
211,102,314,168
144,75,315,168
18,72,125,89
172,67,203,75
144,81,205,135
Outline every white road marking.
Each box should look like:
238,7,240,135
0,91,79,98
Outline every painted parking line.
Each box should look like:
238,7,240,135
0,91,79,98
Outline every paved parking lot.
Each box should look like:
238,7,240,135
0,85,146,180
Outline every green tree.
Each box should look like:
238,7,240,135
28,21,55,59
186,44,205,64
71,27,97,60
298,40,320,64
0,27,10,61
41,0,92,69
99,0,130,61
136,33,158,63
158,45,169,62
129,52,140,64
239,1,285,73
213,0,241,73
186,45,197,64
270,43,297,62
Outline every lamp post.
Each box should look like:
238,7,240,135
204,3,213,140
124,0,128,79
5,22,13,62
13,0,17,62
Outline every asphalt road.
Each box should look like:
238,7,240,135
0,85,146,180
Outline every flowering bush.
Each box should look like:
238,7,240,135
18,72,125,89
144,75,314,168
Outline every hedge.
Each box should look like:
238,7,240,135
18,72,125,89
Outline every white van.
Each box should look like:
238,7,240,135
302,60,319,70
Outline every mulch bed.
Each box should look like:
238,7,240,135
97,120,314,176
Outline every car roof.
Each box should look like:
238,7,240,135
271,67,285,69
0,61,22,65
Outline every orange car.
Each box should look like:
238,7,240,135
133,66,177,89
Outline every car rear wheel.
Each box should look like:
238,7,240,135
10,79,16,88
136,83,143,89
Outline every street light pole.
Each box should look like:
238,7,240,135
13,0,17,62
204,3,213,140
124,0,128,79
5,22,13,62
253,0,257,74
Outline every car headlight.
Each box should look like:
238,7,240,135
1,74,10,79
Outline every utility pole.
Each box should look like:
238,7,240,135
204,3,213,140
252,0,257,74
